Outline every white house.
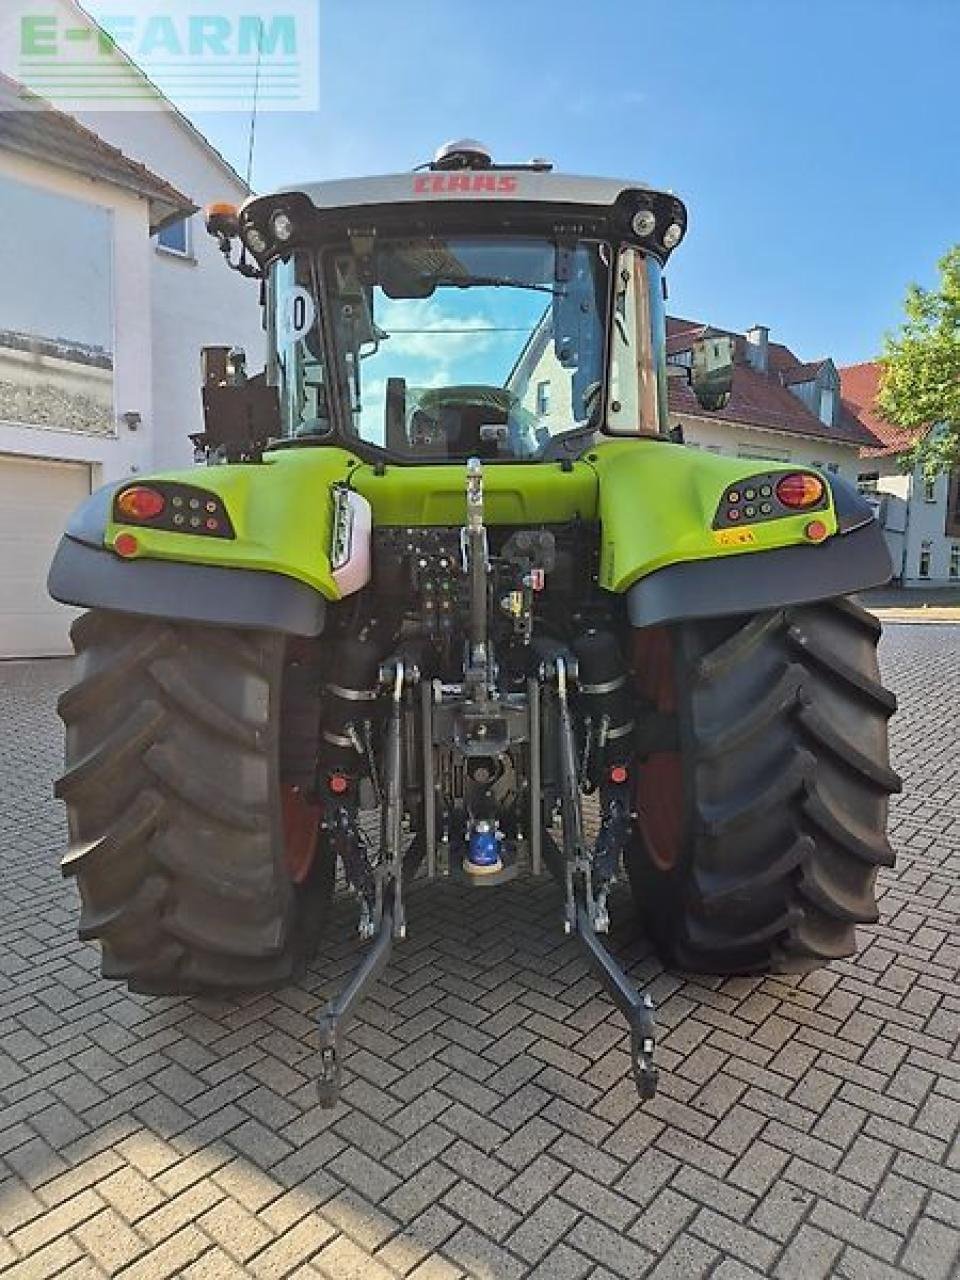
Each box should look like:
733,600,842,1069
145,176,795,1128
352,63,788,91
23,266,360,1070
0,74,195,658
57,0,266,471
0,1,268,657
840,361,959,587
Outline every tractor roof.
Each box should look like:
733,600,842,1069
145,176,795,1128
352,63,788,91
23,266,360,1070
239,141,687,263
280,169,660,213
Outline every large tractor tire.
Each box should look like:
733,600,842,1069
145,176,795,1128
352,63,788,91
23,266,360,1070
626,597,900,974
56,611,334,994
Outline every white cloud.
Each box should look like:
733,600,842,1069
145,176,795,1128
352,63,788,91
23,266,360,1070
376,297,498,367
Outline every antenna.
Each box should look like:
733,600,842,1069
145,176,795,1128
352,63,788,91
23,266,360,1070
245,18,265,192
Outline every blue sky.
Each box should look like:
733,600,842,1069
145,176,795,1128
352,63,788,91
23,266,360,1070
188,0,959,368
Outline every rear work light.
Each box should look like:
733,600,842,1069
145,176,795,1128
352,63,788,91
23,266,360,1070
116,486,166,520
775,472,825,509
113,483,235,539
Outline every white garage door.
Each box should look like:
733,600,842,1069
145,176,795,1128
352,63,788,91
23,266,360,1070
0,455,91,659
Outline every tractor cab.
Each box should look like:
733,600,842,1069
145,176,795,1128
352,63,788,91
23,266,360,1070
202,140,727,464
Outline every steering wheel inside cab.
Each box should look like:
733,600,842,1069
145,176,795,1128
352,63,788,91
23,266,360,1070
386,380,522,458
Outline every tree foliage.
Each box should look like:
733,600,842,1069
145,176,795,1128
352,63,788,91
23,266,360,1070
877,245,960,475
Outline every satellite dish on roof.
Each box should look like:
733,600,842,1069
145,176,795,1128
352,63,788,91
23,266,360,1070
432,139,493,170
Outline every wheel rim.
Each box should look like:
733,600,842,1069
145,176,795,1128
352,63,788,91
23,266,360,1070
632,627,684,872
282,784,322,884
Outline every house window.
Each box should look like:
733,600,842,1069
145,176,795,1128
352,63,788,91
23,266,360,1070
826,462,840,474
535,380,551,416
948,469,960,537
919,542,932,578
923,475,937,502
951,545,960,580
738,445,791,463
858,472,880,494
819,387,835,426
156,216,192,257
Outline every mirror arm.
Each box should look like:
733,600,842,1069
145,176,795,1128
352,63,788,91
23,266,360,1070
212,230,261,279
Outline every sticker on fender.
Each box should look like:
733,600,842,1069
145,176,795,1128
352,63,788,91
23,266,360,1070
713,528,758,547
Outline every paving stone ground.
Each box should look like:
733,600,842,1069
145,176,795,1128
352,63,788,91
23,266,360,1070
0,623,957,1280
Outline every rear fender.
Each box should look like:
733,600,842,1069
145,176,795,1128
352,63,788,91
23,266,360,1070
587,439,891,623
47,447,367,634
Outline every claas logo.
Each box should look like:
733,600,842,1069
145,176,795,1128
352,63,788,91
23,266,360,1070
414,174,519,195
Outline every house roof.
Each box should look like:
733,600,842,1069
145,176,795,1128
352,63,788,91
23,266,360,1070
838,361,926,458
669,365,877,447
666,316,880,448
68,1,250,196
781,360,827,386
0,75,195,232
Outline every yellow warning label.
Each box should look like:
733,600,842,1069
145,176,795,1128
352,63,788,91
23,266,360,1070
713,527,758,548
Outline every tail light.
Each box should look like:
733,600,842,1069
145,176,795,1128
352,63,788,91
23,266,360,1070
113,483,234,538
116,486,166,520
775,473,825,509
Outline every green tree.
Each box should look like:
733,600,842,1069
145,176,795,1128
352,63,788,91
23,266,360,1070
877,245,960,475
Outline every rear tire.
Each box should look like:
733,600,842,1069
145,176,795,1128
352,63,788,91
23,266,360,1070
626,598,900,974
56,611,334,994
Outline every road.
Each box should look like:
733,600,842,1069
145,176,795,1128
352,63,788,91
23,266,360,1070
0,624,957,1279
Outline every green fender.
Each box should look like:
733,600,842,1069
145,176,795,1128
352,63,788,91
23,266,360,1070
585,438,839,592
48,436,889,634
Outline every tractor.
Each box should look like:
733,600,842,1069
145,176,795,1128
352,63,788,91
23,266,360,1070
49,141,899,1105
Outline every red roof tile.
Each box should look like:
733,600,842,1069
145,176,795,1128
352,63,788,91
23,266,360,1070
668,364,878,447
665,316,880,448
838,362,925,458
781,360,826,386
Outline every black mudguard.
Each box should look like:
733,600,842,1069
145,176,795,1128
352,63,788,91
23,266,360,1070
627,515,892,629
48,536,326,636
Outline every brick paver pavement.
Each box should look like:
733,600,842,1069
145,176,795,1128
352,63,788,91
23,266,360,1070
0,623,957,1279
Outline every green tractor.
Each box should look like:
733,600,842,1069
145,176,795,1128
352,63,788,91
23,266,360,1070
49,140,899,1104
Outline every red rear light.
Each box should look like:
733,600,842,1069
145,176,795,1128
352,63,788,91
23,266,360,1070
113,532,140,558
117,486,166,520
775,472,825,509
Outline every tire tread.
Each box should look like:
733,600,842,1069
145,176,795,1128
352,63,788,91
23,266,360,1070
629,597,900,975
57,610,333,994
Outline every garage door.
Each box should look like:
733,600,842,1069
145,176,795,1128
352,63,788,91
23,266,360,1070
0,455,91,658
